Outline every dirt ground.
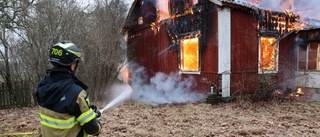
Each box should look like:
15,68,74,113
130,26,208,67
1,98,320,137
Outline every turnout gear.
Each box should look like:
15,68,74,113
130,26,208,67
90,105,98,112
35,68,101,137
35,41,102,137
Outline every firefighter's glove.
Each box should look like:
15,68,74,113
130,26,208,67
96,110,101,118
93,120,102,136
90,105,97,112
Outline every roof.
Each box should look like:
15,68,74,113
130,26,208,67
122,0,261,34
121,0,297,34
214,0,290,14
121,0,139,34
301,18,320,30
210,0,258,9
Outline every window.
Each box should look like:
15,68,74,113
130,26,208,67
259,36,279,73
180,37,200,73
169,0,193,16
298,42,320,70
138,17,143,25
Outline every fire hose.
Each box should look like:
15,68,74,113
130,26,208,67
0,131,39,136
90,84,132,118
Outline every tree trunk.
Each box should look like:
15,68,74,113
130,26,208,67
1,28,14,106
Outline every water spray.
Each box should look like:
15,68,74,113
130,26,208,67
98,84,133,115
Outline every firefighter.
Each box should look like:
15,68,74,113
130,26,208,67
35,40,102,137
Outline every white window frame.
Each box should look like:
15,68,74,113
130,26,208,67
297,43,320,71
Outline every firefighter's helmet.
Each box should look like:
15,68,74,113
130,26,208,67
49,40,81,66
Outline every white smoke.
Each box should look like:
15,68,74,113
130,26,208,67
237,0,320,21
308,90,320,102
129,63,206,104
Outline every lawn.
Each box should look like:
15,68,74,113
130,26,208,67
1,98,320,137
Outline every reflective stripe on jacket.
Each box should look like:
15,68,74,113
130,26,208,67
38,91,100,137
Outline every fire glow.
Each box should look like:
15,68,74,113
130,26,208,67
275,88,305,99
260,37,278,71
180,37,199,72
296,88,304,95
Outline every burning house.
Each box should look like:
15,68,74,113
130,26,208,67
121,0,304,97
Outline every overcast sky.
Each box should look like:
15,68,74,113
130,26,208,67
76,0,133,9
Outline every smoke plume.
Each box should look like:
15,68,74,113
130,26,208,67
239,0,320,21
128,63,206,104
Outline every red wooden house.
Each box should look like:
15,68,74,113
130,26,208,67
121,0,300,97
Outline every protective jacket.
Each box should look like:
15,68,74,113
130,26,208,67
35,68,101,137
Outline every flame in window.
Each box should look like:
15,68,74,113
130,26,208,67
260,37,278,71
180,38,199,72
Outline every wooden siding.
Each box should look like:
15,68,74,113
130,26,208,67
180,7,220,93
278,32,298,79
297,29,320,42
230,9,259,94
127,7,220,93
156,24,179,74
182,73,220,92
195,8,220,92
201,10,219,73
128,27,159,77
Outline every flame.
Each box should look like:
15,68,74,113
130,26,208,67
275,88,304,99
180,38,199,71
285,88,305,99
150,22,160,35
260,37,277,71
293,22,306,30
274,10,299,33
157,8,170,19
290,88,304,99
119,64,130,84
289,93,300,99
296,88,304,95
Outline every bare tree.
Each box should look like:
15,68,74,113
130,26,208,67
79,0,128,101
8,0,128,102
15,0,87,88
0,0,33,92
